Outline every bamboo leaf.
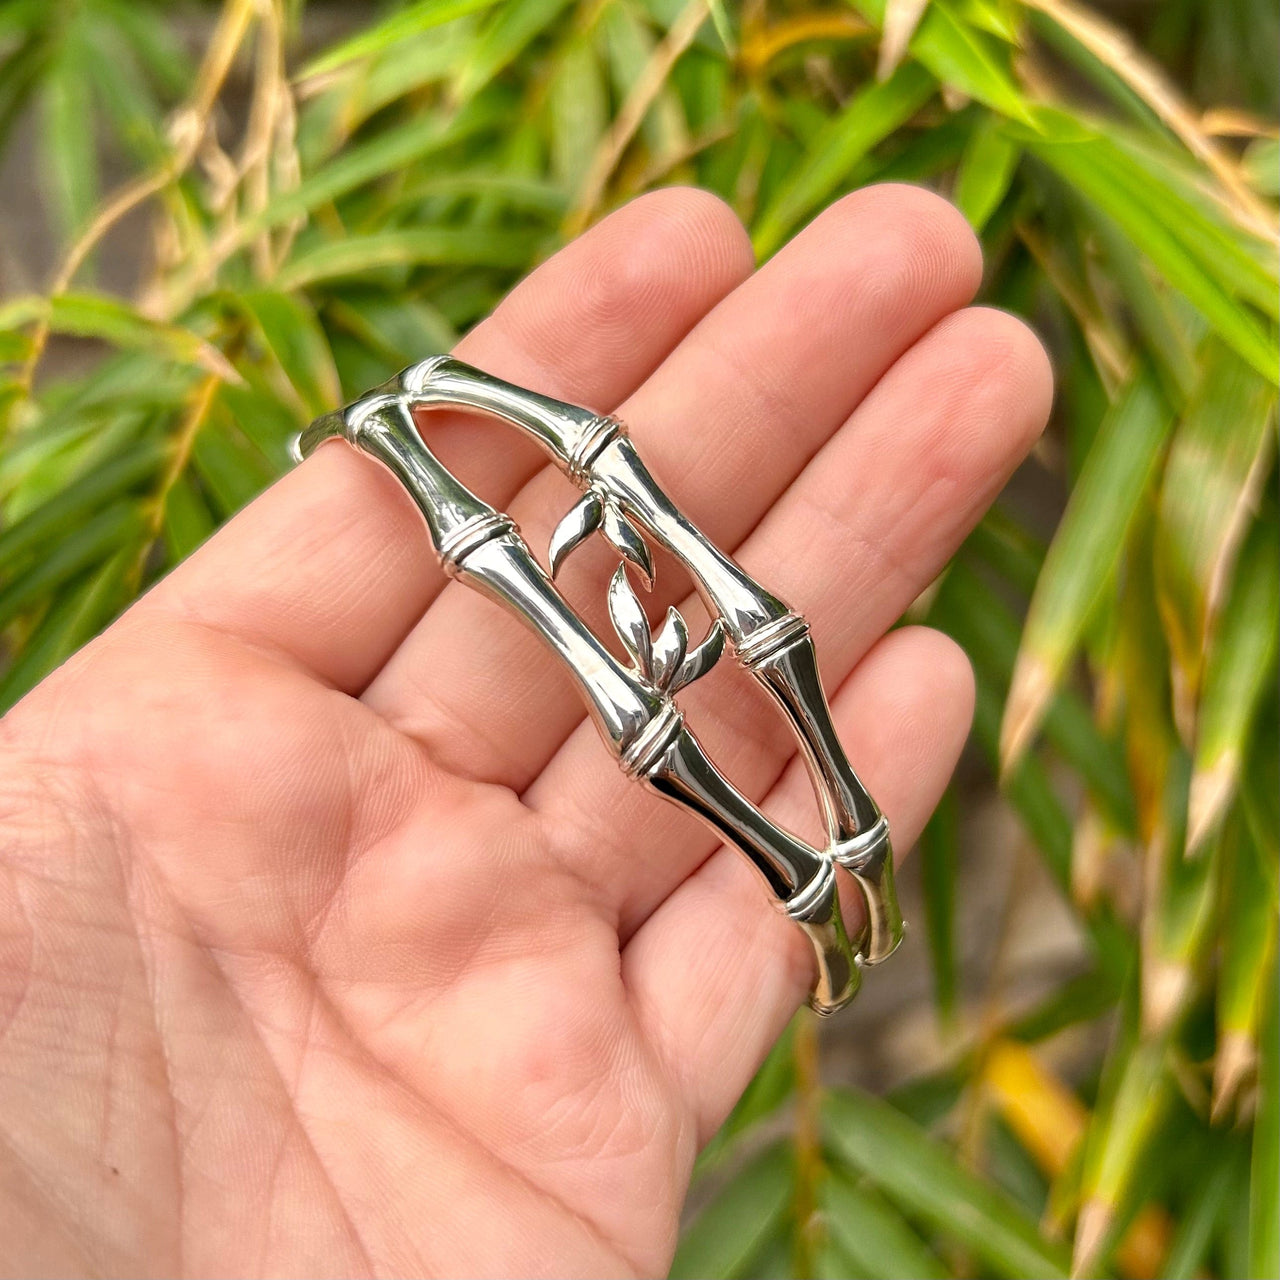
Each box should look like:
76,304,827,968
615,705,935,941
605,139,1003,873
254,102,503,236
954,113,1020,230
753,61,935,257
1031,128,1279,382
1159,1144,1237,1280
1249,960,1280,1280
237,289,342,419
39,29,97,245
1156,343,1277,738
6,294,239,382
549,34,607,196
982,1040,1086,1183
1213,816,1277,1119
0,438,164,573
275,227,544,290
453,0,576,104
941,560,1135,832
822,1168,948,1279
217,374,305,473
162,469,215,565
1187,511,1279,853
1086,206,1199,406
824,1088,1071,1279
1243,137,1280,196
191,416,276,518
1106,129,1280,319
0,547,132,712
301,0,500,79
1074,1035,1170,1277
1240,701,1279,874
1002,368,1174,772
599,0,688,162
904,0,1036,123
0,501,144,632
670,1142,793,1280
1143,759,1217,1034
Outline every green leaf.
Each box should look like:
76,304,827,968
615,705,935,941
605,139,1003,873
1002,368,1174,771
907,0,1036,123
1188,511,1280,852
940,560,1136,833
237,289,342,419
300,0,501,79
0,501,144,632
1075,1033,1170,1277
1241,701,1280,872
822,1169,948,1279
1106,129,1279,320
1143,754,1217,1029
191,416,276,518
1086,207,1199,406
275,226,543,290
253,101,502,236
217,373,310,472
39,29,98,244
670,1142,793,1280
1243,137,1280,196
397,171,567,215
1156,345,1276,738
323,292,457,369
548,34,608,195
1,294,236,381
1159,1143,1237,1280
453,0,577,104
824,1088,1071,1279
953,113,1020,230
1213,815,1277,1118
161,469,215,565
0,438,163,573
752,60,935,256
0,545,132,712
1031,128,1279,382
1250,959,1280,1280
600,0,689,161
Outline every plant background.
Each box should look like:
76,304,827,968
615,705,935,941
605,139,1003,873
0,1,1276,1277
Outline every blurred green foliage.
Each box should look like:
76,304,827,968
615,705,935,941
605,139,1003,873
0,1,1276,1276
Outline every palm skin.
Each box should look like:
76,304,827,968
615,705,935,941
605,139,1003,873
0,185,1051,1277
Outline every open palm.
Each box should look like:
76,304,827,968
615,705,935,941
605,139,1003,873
0,186,1050,1277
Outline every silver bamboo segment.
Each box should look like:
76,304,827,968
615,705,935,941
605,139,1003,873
385,356,903,965
296,384,861,1015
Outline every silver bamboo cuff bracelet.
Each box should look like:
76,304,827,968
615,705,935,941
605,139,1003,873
295,357,903,1015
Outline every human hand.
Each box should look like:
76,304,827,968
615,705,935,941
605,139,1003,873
0,185,1051,1277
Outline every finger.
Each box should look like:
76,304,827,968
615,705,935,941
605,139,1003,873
527,305,1051,924
140,188,754,692
365,184,982,784
622,625,975,1142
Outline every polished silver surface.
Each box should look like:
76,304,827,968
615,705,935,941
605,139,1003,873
296,357,906,1014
